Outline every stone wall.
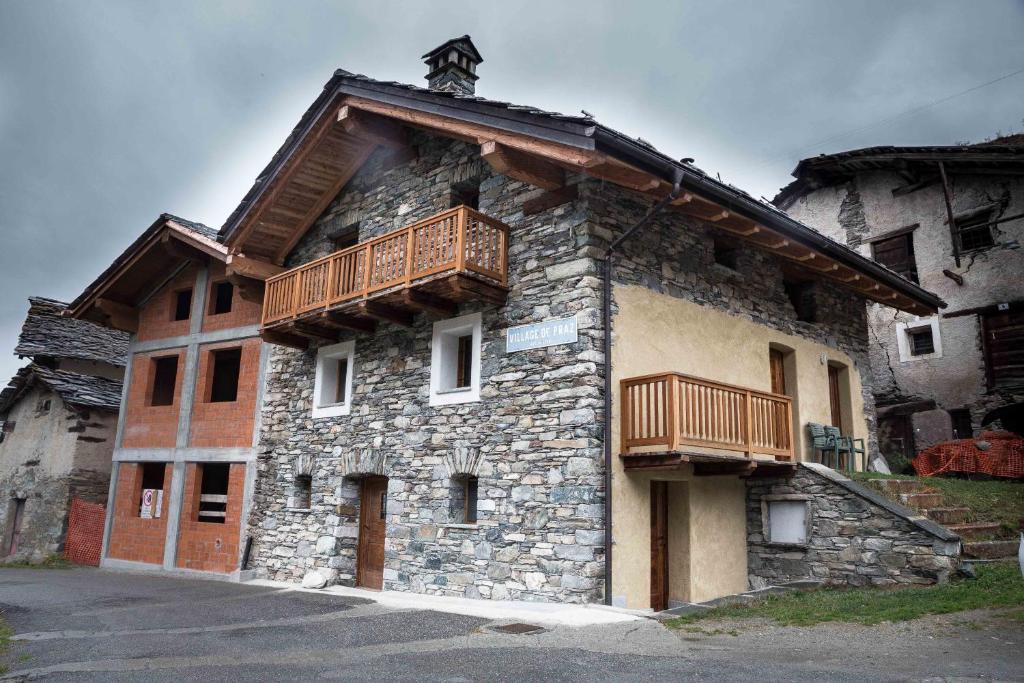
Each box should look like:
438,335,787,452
247,132,608,603
746,464,960,588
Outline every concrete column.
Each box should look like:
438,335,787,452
162,460,187,571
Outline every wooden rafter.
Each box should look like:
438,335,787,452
481,140,564,191
337,105,407,149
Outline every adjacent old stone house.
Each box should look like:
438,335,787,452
776,140,1024,461
0,298,125,561
68,37,959,607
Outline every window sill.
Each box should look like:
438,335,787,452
285,507,312,514
439,522,482,530
436,387,473,396
765,541,808,549
312,402,351,419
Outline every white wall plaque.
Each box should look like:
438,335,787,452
506,316,578,352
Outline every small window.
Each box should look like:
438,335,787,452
449,475,479,524
783,279,817,323
949,408,973,440
293,474,312,509
764,499,809,546
197,463,229,523
955,211,995,252
150,356,179,407
450,179,480,210
208,348,242,403
871,231,918,283
36,398,51,414
908,328,935,356
313,341,355,418
712,238,739,270
2,422,15,434
330,222,360,251
210,281,233,315
173,289,193,321
430,313,482,406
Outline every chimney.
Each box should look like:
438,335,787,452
422,35,482,95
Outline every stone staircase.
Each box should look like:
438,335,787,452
868,479,1018,560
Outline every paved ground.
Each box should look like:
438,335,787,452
0,568,1021,681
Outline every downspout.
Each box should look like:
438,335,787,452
601,171,683,605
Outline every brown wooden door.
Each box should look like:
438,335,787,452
650,481,669,612
6,499,25,556
356,476,388,589
828,366,842,431
769,349,787,395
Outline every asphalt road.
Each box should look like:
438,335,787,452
0,568,1020,681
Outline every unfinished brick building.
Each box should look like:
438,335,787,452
0,298,125,561
68,37,959,605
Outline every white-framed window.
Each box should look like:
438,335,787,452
896,316,942,362
430,312,482,407
312,340,355,418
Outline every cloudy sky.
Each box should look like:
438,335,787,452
1,0,1022,384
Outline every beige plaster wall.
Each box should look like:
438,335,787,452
610,285,871,608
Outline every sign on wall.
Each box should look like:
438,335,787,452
505,316,578,352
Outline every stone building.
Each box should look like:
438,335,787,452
776,140,1024,461
0,298,125,561
68,36,959,607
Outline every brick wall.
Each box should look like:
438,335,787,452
106,462,172,565
188,338,261,448
137,266,198,342
175,462,245,573
122,349,186,449
201,263,263,333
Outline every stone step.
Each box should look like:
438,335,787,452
947,523,1003,540
925,507,972,525
963,540,1019,560
898,492,945,510
870,479,930,495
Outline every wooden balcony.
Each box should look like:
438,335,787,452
620,372,794,472
261,206,509,345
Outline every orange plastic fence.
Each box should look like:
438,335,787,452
912,431,1024,479
64,498,106,566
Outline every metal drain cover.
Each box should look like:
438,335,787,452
490,622,545,635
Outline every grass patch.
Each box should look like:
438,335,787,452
852,472,1024,536
664,562,1024,628
0,555,75,570
0,619,11,674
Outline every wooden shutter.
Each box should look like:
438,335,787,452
871,233,917,283
983,309,1024,389
828,366,842,431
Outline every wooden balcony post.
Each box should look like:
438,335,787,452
619,379,631,455
455,207,467,273
290,272,302,319
743,389,753,458
404,226,415,285
325,256,337,307
784,399,794,460
665,374,679,451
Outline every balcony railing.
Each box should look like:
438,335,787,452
262,206,509,326
621,372,794,460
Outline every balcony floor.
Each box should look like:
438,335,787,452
261,271,507,348
620,450,797,477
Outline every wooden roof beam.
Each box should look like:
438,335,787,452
226,254,285,281
337,105,407,150
94,298,138,334
481,140,564,191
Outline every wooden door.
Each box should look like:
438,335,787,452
828,366,842,431
650,481,669,612
356,476,388,589
6,499,25,556
769,349,787,395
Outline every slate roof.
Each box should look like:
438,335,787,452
0,363,122,415
218,67,945,313
15,297,128,367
